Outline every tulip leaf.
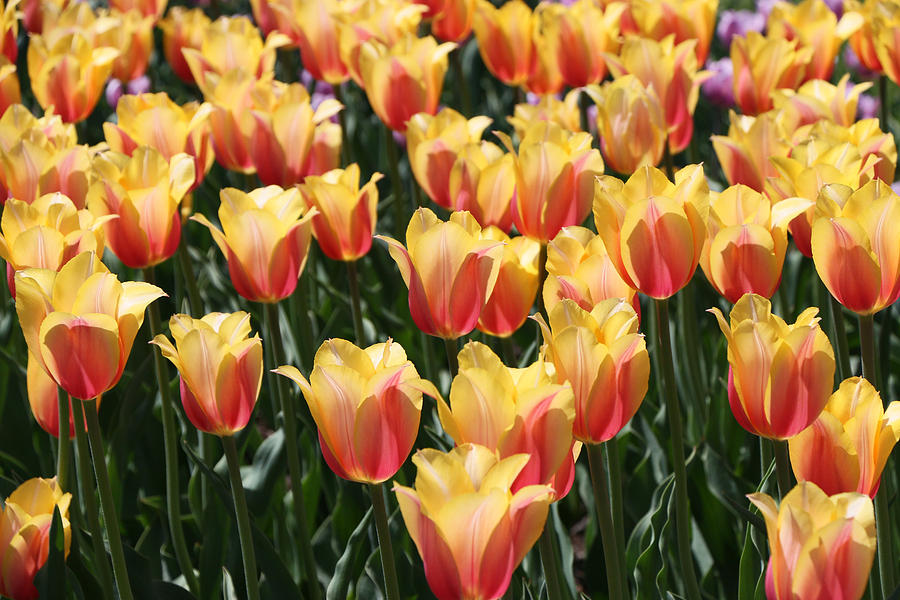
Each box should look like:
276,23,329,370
326,506,372,600
34,506,66,600
625,475,674,599
737,525,761,600
243,428,286,513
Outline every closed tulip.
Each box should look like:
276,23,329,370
152,312,263,436
192,186,316,303
276,338,439,483
700,185,811,303
811,180,900,315
14,251,165,400
273,0,348,84
394,444,554,600
502,121,604,243
432,0,475,43
790,377,900,498
447,142,515,232
196,73,262,174
477,228,539,337
0,57,19,115
709,293,835,439
97,9,154,83
535,298,649,444
378,208,502,339
472,0,534,87
524,29,564,96
730,32,812,116
748,482,875,600
767,0,846,81
593,164,709,299
621,0,718,64
358,34,455,132
438,342,578,497
299,164,382,262
0,477,71,600
158,7,210,84
26,354,95,438
711,110,794,192
87,147,195,269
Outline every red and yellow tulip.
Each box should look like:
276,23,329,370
477,228,539,338
711,110,795,192
472,0,534,87
730,32,812,116
621,0,718,64
273,0,348,84
158,7,211,84
767,0,847,82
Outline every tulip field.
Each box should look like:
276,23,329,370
4,0,900,598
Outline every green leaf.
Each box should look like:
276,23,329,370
326,506,373,600
34,506,66,600
737,525,760,600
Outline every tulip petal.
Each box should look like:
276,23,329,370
39,312,120,400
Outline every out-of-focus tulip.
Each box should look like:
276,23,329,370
710,293,835,439
0,477,71,600
192,186,316,303
299,164,382,262
622,0,718,64
87,147,195,269
378,208,502,339
700,185,811,303
730,32,812,115
507,91,581,140
432,0,475,43
447,143,515,232
711,110,795,192
605,35,710,153
0,57,19,116
152,312,263,436
104,92,215,192
536,0,625,88
811,180,900,315
593,164,709,299
406,108,492,208
525,29,564,96
438,342,578,497
276,338,439,483
96,9,154,82
14,251,165,400
158,7,211,84
535,298,649,444
273,0,349,84
477,228,539,337
772,75,872,128
109,0,166,21
472,0,534,87
843,0,900,74
196,73,261,174
21,0,70,33
543,226,639,315
767,0,846,81
0,0,18,63
501,121,603,243
358,34,455,132
587,76,666,175
790,377,900,498
748,482,875,600
26,31,118,123
394,444,553,600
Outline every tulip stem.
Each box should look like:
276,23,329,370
653,298,701,600
537,243,548,320
606,439,627,583
859,313,877,384
144,269,201,597
537,526,565,600
222,435,261,600
587,443,624,600
880,75,889,131
263,302,321,599
828,295,851,381
663,143,675,181
443,336,459,377
451,49,472,116
57,387,71,492
70,396,115,600
771,439,792,499
385,124,406,241
367,483,401,600
346,260,365,346
176,234,203,319
83,398,134,600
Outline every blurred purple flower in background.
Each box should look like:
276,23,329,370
844,46,878,80
127,76,151,96
857,93,880,120
702,57,735,107
756,0,778,19
823,0,844,16
717,10,766,47
105,79,124,109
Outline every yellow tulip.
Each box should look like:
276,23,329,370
472,0,534,86
772,75,873,128
507,90,581,141
96,8,154,83
622,0,718,64
273,0,348,84
158,7,210,84
767,0,846,81
710,110,795,192
730,32,812,115
447,141,515,232
476,228,539,337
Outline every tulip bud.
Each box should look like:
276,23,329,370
273,0,349,84
476,228,539,337
472,0,534,87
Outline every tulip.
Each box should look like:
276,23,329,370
767,0,846,81
103,92,215,192
0,0,17,63
97,9,154,83
358,34,456,132
431,0,475,43
192,186,316,303
394,444,554,600
477,228,539,337
593,164,709,299
20,0,70,33
378,208,502,339
507,91,581,141
0,477,71,600
842,0,900,74
438,342,578,497
535,298,649,444
524,28,564,96
543,226,639,315
14,251,165,400
405,108,492,209
273,0,349,84
151,312,263,436
771,75,873,128
0,57,19,116
158,7,211,84
790,377,900,498
748,482,875,600
25,354,96,438
501,121,604,243
109,0,166,21
472,0,534,87
447,142,515,232
276,338,439,483
87,147,195,269
709,293,835,439
865,0,900,87
299,164,382,262
811,180,900,315
711,110,795,192
587,76,667,176
536,0,625,88
196,72,262,174
730,32,812,115
621,0,718,64
700,185,811,303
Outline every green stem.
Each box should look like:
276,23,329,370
443,336,459,378
57,388,71,492
663,142,676,181
333,85,351,166
71,397,114,600
537,526,565,600
587,444,624,600
346,261,365,346
144,269,200,597
653,299,701,600
881,75,889,132
578,89,591,134
222,435,260,600
367,483,401,600
606,439,627,586
859,313,877,384
829,295,851,381
451,49,472,116
772,439,792,499
176,232,203,319
264,302,321,599
536,243,548,320
385,125,406,241
83,399,134,600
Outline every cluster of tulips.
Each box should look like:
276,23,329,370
2,0,900,599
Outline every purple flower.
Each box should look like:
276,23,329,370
857,93,880,120
892,181,900,196
844,46,878,80
756,0,779,20
105,79,124,109
717,10,766,47
702,57,735,107
823,0,843,16
126,75,151,96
